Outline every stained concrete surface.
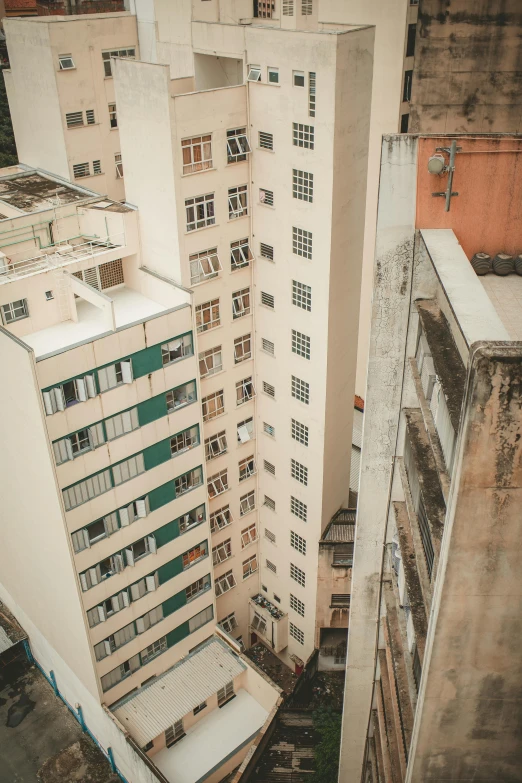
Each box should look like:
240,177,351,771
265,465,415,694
0,658,118,783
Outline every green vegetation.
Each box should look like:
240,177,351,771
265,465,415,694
0,67,17,168
312,708,343,783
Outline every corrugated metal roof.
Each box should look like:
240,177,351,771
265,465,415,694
324,523,356,542
0,627,14,654
112,637,246,747
352,408,363,449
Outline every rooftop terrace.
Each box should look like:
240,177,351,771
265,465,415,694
0,171,99,215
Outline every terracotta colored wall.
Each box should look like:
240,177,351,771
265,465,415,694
416,135,522,259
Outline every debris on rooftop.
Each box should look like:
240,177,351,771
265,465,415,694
244,643,298,697
0,171,94,212
251,593,285,620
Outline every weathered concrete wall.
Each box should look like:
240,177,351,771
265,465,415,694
410,1,522,133
406,342,522,781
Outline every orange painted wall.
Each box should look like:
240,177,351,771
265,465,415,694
416,136,522,259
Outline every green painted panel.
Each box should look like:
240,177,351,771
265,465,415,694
131,344,163,379
158,555,183,585
154,519,179,548
143,437,171,471
148,481,176,512
138,394,167,427
166,621,189,649
162,590,186,618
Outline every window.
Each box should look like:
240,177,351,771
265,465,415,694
293,70,305,87
264,495,276,511
186,574,211,601
283,0,294,13
202,390,225,421
109,103,117,128
254,0,274,17
166,380,197,412
266,559,276,573
190,604,214,635
53,423,105,464
226,128,251,164
292,329,311,360
290,594,305,617
251,612,267,635
291,496,307,521
263,381,275,398
66,111,84,128
189,247,221,285
291,418,309,446
267,67,279,84
59,54,75,70
199,346,223,378
210,505,232,533
43,374,96,415
260,188,274,207
228,185,248,219
73,162,90,179
265,528,276,543
205,431,228,461
333,544,354,566
182,541,208,570
263,422,275,438
290,622,304,644
195,299,220,332
406,23,416,57
193,701,207,716
231,238,252,270
219,613,238,634
232,287,251,319
239,455,256,482
293,123,314,149
63,469,112,511
291,458,308,486
1,298,28,324
309,72,316,117
403,69,413,102
113,453,146,487
161,333,193,366
331,594,350,608
290,563,306,587
243,553,258,579
101,656,140,692
292,227,312,259
293,169,313,202
97,360,132,393
165,720,185,747
264,460,276,477
213,538,232,565
185,193,216,232
234,334,251,364
292,280,312,311
259,131,274,151
170,426,199,456
240,490,255,516
99,259,124,289
175,466,203,496
208,469,228,498
247,65,262,82
182,135,212,174
302,0,312,12
262,339,274,356
71,510,119,553
45,290,54,301
237,417,254,444
115,153,123,178
260,243,274,261
102,48,136,78
261,292,274,309
215,570,236,596
217,681,235,706
291,530,307,555
401,113,409,133
292,375,310,404
93,160,102,175
241,522,257,548
236,377,255,407
86,110,95,125
179,505,205,535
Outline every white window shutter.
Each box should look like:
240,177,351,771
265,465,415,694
97,368,109,393
127,502,136,524
120,589,130,607
103,640,112,656
111,595,121,613
129,654,140,672
119,506,130,526
76,378,87,402
130,407,139,429
125,547,135,567
53,440,69,465
80,573,89,591
237,425,250,443
43,391,56,415
104,417,115,441
130,582,141,601
65,439,74,461
136,617,146,634
147,535,157,554
135,499,147,518
104,512,119,536
97,605,106,622
145,574,157,592
88,567,99,586
112,553,125,573
89,422,105,449
121,360,133,384
121,410,133,433
85,374,96,398
53,386,65,411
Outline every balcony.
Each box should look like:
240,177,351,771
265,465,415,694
249,594,288,653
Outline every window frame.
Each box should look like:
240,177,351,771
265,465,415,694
181,134,213,175
226,128,251,164
228,184,249,219
185,193,216,232
1,298,29,324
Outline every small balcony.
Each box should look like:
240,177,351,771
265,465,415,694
249,594,288,653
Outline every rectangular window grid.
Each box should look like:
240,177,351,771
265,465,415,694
109,103,117,128
292,169,313,202
185,193,215,232
292,123,314,149
290,594,305,617
292,329,311,360
199,347,222,378
202,390,225,421
239,455,256,482
212,538,232,565
231,238,252,270
240,490,255,516
237,417,254,444
195,299,220,332
291,496,307,522
189,247,221,285
291,530,307,555
1,299,28,324
243,554,258,578
291,458,308,486
234,334,251,364
228,185,248,219
232,287,251,319
207,468,228,498
241,522,257,548
292,280,312,311
219,612,238,634
210,505,232,533
292,375,310,404
115,153,123,178
291,418,309,446
181,135,212,174
259,132,274,151
236,377,255,406
292,227,312,260
102,48,135,78
255,0,275,17
290,622,304,644
215,570,236,596
290,563,306,587
205,430,227,461
227,128,251,163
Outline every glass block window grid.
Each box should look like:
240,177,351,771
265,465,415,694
292,123,314,149
291,496,307,521
290,594,305,617
290,621,304,644
291,458,308,486
291,530,307,555
292,169,313,202
292,418,309,446
292,330,311,360
290,562,306,587
292,375,310,404
292,227,312,260
292,280,311,311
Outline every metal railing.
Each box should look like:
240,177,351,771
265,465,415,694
0,234,124,284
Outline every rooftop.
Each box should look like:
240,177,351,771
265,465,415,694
480,275,522,341
321,509,356,543
0,600,26,653
112,637,246,747
244,643,298,697
0,171,99,214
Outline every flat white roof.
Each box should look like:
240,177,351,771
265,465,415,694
479,274,522,341
23,287,168,359
113,637,246,747
153,688,268,783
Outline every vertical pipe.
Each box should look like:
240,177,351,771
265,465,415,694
107,747,117,773
49,670,59,696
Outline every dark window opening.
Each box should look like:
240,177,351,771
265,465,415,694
401,113,409,133
406,23,416,57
